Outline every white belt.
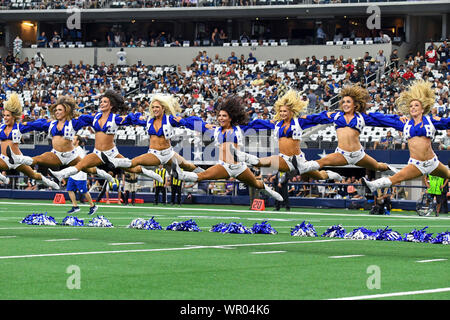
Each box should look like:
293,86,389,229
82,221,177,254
148,147,173,157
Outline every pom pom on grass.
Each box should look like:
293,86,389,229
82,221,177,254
291,221,317,237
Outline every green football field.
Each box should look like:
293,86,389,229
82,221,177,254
0,198,449,301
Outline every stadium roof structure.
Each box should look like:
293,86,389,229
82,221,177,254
0,1,449,22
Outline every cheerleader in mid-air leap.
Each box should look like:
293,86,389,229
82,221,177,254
363,79,450,192
6,95,114,183
290,85,400,175
0,93,59,189
100,93,205,175
171,95,284,201
229,89,343,181
46,90,162,183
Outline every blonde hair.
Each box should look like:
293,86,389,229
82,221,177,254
273,89,308,121
49,95,79,120
339,85,370,113
3,93,23,120
149,94,181,118
395,79,435,116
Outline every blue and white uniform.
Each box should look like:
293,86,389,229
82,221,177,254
131,113,189,165
184,117,273,177
315,111,401,165
245,115,331,171
23,117,91,165
80,112,134,161
373,114,450,174
0,121,39,169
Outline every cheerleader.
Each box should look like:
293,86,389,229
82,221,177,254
99,93,204,174
363,80,450,192
6,96,113,183
229,89,343,181
292,85,399,175
171,95,283,201
0,94,59,189
47,90,162,183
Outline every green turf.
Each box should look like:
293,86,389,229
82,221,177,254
0,199,449,300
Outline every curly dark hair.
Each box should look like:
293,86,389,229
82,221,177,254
102,90,127,114
217,95,249,126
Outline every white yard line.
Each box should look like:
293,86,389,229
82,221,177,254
0,239,343,260
329,287,450,300
416,258,448,263
329,254,365,259
251,251,286,254
0,236,16,239
44,238,79,242
1,200,448,220
109,242,145,246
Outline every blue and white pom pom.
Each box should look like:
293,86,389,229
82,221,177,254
61,216,84,227
128,218,147,229
210,222,253,234
431,231,450,245
21,213,57,226
321,225,346,238
166,219,202,232
291,221,317,237
128,217,162,230
88,215,114,228
252,221,278,234
344,227,377,240
375,226,403,241
403,226,434,243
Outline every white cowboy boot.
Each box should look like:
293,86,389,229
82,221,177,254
101,152,132,168
260,183,284,202
6,146,33,165
96,168,115,183
49,167,79,182
325,170,344,181
362,177,392,193
0,173,9,185
229,144,259,166
40,176,60,190
141,167,164,183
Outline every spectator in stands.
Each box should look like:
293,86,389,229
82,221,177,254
390,48,400,69
374,130,394,150
402,66,415,81
117,48,127,66
227,51,238,64
13,36,22,58
37,32,47,48
425,45,437,69
363,51,372,62
33,51,45,69
379,30,391,44
51,31,61,48
4,50,14,72
375,50,387,83
211,28,219,46
247,52,257,64
307,89,317,112
438,41,448,64
316,23,326,45
439,129,450,150
375,186,393,214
